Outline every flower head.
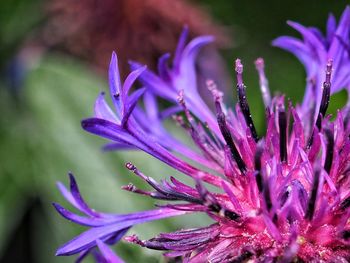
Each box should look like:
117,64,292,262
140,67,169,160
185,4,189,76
55,7,350,262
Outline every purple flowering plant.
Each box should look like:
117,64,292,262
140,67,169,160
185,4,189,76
54,7,350,262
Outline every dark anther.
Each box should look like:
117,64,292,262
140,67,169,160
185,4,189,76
305,169,320,220
254,141,264,192
229,250,253,263
278,108,287,162
235,59,259,142
125,162,136,171
324,128,334,174
263,182,273,212
340,196,350,211
316,60,332,130
224,210,241,221
279,189,290,207
217,111,247,173
342,230,350,240
255,173,264,193
306,131,315,150
198,180,240,222
254,142,263,171
287,214,294,223
272,213,278,224
208,203,221,213
307,60,332,149
208,203,240,222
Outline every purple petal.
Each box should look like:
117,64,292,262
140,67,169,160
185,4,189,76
94,92,119,123
143,92,160,122
81,118,146,150
92,252,105,263
68,173,101,217
96,239,124,263
262,213,282,241
56,182,80,211
109,52,123,114
326,13,337,43
102,142,137,151
53,203,117,227
286,21,327,62
175,35,214,95
75,249,91,263
329,6,350,81
173,26,189,70
332,62,350,93
293,180,308,212
56,173,101,217
272,36,314,74
122,66,146,102
221,181,242,212
159,105,182,120
157,53,171,80
105,228,131,245
330,6,350,55
56,208,188,256
309,27,326,44
129,61,177,101
83,118,215,183
121,88,146,126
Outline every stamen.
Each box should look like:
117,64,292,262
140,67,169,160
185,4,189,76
255,58,271,108
209,201,240,222
305,169,320,220
208,203,221,212
125,162,170,196
263,182,273,212
207,79,223,102
306,131,315,150
279,188,290,207
177,90,198,128
124,235,148,247
316,59,332,130
278,104,287,162
223,210,241,221
216,103,247,173
273,213,278,224
157,53,171,80
196,180,240,221
177,87,225,167
125,162,147,181
324,128,334,174
122,183,140,193
122,184,182,201
307,60,332,149
254,140,264,192
235,59,259,142
172,115,185,127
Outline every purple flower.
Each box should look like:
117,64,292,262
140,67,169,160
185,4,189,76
55,8,350,262
273,6,350,119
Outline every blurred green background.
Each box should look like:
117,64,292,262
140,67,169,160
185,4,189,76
0,0,348,262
